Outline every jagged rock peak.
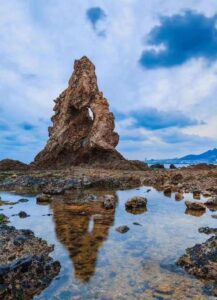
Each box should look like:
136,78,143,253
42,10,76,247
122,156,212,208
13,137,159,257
33,56,121,168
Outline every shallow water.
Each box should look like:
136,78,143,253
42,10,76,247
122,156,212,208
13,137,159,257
0,187,216,299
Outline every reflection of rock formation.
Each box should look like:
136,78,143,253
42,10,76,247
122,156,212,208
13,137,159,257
51,192,116,282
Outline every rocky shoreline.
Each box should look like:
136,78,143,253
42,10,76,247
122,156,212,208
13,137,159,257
0,164,217,298
0,224,60,299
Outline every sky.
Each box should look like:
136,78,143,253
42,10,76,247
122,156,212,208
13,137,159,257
0,0,217,162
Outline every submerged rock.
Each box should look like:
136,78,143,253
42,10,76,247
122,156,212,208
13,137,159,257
115,225,130,233
18,211,30,218
125,196,147,214
0,224,60,299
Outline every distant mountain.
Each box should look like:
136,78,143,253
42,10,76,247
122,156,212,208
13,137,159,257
147,148,217,165
180,148,217,162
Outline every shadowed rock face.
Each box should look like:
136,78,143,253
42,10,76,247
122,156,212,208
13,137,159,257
33,56,123,168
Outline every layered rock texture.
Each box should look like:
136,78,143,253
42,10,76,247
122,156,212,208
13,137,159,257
33,56,137,169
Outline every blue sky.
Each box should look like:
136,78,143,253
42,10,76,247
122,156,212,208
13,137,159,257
0,0,217,162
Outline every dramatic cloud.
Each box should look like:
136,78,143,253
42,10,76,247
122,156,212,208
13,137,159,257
140,10,217,68
115,108,204,130
86,7,106,35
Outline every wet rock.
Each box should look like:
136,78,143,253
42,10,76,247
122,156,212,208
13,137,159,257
115,225,130,233
169,164,177,169
0,224,60,299
175,192,184,201
177,235,217,295
205,196,217,206
199,227,217,235
155,283,174,295
202,191,212,197
133,222,142,226
211,214,217,219
163,186,172,196
0,214,9,224
102,195,116,209
185,201,206,211
18,211,29,218
185,209,206,217
36,193,53,203
18,198,29,203
125,196,147,214
193,190,201,199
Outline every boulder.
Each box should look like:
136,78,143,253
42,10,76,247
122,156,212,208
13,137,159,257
36,194,53,204
185,201,206,211
205,196,217,206
125,196,147,214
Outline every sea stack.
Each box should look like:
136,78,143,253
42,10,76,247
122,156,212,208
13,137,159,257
33,56,126,168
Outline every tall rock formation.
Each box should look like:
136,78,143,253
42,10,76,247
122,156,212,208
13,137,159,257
33,56,126,168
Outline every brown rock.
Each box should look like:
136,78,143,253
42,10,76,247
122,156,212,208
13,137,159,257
175,192,184,201
33,56,136,169
0,159,29,171
36,194,53,204
125,196,147,214
102,194,116,209
205,196,217,206
185,201,206,211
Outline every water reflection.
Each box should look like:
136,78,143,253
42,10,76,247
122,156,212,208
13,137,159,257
51,191,116,282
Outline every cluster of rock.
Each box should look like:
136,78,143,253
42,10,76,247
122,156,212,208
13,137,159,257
0,224,60,299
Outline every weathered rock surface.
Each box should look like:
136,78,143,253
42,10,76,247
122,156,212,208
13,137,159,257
177,236,217,296
0,224,60,299
33,56,146,170
115,225,130,233
125,196,147,214
198,227,217,235
0,159,29,171
185,201,206,211
102,194,116,209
